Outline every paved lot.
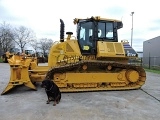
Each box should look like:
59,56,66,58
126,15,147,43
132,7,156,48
0,63,160,120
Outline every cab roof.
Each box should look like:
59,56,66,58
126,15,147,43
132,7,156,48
73,16,122,24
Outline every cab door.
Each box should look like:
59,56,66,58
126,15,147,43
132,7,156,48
77,21,96,55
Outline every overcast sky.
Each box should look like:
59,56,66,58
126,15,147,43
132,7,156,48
0,0,160,51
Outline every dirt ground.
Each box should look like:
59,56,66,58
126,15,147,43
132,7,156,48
0,63,160,120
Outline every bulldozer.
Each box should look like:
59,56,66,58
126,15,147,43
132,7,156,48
1,16,146,95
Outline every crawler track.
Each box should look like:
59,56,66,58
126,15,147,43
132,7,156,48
46,60,146,92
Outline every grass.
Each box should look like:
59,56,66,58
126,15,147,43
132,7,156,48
145,68,160,74
0,58,3,63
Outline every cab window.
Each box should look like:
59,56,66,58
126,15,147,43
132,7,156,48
98,22,114,39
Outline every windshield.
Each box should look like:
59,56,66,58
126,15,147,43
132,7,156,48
98,22,114,39
78,21,95,54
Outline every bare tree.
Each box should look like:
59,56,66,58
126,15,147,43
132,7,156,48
0,22,15,55
13,26,35,52
30,38,39,53
38,38,53,56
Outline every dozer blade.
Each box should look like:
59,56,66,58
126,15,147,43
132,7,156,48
24,81,37,90
1,80,36,95
1,85,15,95
1,55,37,95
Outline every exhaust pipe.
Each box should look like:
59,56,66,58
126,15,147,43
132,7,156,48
60,19,65,42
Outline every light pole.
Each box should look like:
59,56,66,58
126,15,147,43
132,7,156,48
130,12,134,47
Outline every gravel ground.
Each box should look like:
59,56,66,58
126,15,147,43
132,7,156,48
0,63,160,120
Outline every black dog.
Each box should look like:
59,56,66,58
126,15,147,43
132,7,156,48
41,79,61,106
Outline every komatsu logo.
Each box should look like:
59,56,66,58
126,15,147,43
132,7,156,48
127,50,136,57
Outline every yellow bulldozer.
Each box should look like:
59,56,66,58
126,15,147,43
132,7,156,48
1,16,146,95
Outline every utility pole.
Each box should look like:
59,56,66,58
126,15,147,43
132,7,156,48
130,12,134,47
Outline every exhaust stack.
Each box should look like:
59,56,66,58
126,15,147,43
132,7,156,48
60,19,65,42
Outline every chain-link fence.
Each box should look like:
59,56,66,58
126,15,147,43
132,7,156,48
142,57,160,70
129,57,160,70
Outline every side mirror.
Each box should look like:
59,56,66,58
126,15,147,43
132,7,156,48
114,21,123,29
117,22,123,29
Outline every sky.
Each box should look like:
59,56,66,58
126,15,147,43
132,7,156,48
0,0,160,51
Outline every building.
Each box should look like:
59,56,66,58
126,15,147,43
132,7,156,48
143,36,160,67
137,51,143,58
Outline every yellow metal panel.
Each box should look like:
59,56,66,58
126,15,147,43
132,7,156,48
97,41,125,57
48,40,81,67
106,42,115,52
54,72,127,83
66,43,74,52
65,40,81,55
115,43,123,53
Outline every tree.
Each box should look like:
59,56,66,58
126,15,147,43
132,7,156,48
38,38,53,56
30,38,39,53
13,26,35,52
0,22,15,55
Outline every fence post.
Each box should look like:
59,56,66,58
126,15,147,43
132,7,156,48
149,53,150,69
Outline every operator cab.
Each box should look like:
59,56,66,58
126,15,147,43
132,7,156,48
76,17,123,55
